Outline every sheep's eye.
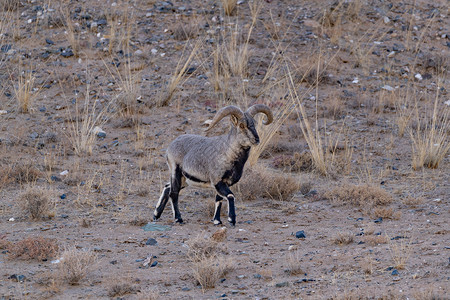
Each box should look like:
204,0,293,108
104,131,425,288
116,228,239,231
239,123,246,129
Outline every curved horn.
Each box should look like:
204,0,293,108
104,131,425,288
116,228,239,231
246,104,273,125
205,105,244,131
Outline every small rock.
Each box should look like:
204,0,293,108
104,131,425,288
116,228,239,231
61,49,74,57
381,85,394,91
93,126,106,138
30,132,39,139
60,170,69,176
146,238,158,246
0,110,7,115
135,49,143,56
60,194,66,200
150,261,158,267
391,269,399,275
295,231,306,239
275,281,289,287
8,217,14,222
374,217,383,223
383,16,390,24
50,175,61,182
45,39,54,45
303,19,321,28
9,274,26,282
415,73,423,81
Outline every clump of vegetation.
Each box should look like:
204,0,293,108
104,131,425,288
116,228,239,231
18,186,53,220
57,247,97,285
285,250,304,275
8,236,58,261
332,231,354,245
108,281,137,297
324,183,394,208
186,233,232,290
9,162,42,184
237,164,300,201
271,152,313,172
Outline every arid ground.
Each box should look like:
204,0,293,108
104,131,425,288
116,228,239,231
0,0,449,299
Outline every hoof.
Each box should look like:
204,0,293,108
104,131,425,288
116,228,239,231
228,217,235,226
213,220,222,225
153,215,159,221
175,218,184,224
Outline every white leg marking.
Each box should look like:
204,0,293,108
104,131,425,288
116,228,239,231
214,220,221,225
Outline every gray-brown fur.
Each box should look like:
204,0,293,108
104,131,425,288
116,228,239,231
153,104,273,226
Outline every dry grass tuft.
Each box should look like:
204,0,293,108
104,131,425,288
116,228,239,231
0,0,21,11
363,234,388,246
12,70,40,113
388,235,412,270
157,41,201,107
237,164,299,202
332,231,354,245
108,281,137,297
285,250,304,275
8,236,58,261
192,255,232,290
172,18,199,40
410,93,449,170
186,234,222,261
9,162,42,184
359,256,374,275
65,85,114,156
221,0,238,16
402,196,425,208
58,247,97,285
186,234,232,290
211,227,227,243
372,207,401,220
324,183,393,208
18,186,53,220
271,152,313,172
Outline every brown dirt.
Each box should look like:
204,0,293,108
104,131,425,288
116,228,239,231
0,0,449,299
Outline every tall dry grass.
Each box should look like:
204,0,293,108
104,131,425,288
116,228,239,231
157,40,202,107
12,70,40,113
410,91,449,170
65,85,115,156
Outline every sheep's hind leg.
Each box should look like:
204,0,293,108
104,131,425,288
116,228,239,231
154,182,170,220
170,166,184,223
215,182,236,226
213,194,223,225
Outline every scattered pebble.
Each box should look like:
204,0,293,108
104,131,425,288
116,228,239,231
60,170,69,176
415,73,423,81
275,281,289,287
0,110,7,114
374,217,383,223
381,85,395,91
295,231,306,239
146,238,158,246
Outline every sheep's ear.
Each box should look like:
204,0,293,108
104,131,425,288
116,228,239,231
230,115,238,126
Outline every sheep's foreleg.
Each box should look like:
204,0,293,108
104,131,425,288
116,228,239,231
154,182,170,220
213,194,223,225
215,182,236,226
170,166,183,223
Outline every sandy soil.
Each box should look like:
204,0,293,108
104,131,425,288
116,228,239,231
0,0,449,299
